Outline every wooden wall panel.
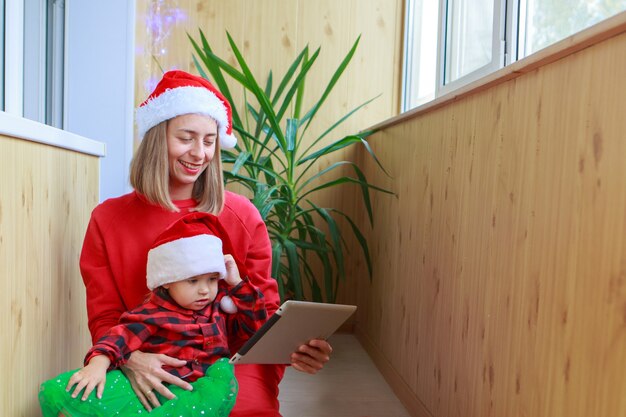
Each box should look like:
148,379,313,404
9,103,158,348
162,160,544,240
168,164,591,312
0,136,98,417
351,27,626,417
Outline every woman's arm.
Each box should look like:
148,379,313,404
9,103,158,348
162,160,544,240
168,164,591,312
79,214,128,343
227,197,333,373
222,194,334,370
221,193,281,315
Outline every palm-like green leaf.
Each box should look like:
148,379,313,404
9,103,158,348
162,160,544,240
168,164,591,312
272,47,307,108
189,30,242,127
300,36,362,136
283,240,303,300
274,48,320,125
271,242,284,300
330,209,373,279
304,95,381,154
309,201,344,282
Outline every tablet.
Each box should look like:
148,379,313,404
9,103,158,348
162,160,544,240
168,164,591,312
229,300,357,364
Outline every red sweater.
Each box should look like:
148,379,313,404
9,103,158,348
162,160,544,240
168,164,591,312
80,190,284,416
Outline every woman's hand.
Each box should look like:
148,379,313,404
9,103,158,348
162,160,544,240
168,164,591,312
290,339,333,374
122,350,193,412
66,355,111,400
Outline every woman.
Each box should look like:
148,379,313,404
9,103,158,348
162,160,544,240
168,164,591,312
80,70,332,416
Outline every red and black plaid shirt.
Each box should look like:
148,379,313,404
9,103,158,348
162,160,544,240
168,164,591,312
84,278,266,382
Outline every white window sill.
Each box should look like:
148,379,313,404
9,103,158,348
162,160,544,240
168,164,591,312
0,111,106,157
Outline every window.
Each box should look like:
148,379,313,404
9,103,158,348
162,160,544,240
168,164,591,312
403,0,626,111
402,0,439,108
4,0,65,127
441,0,502,89
23,0,65,127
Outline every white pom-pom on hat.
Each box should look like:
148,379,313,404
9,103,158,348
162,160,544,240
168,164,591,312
220,296,238,314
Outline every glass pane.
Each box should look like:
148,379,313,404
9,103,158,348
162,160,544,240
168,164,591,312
22,0,65,127
403,0,440,109
445,0,494,84
23,0,46,123
46,0,65,128
521,0,626,56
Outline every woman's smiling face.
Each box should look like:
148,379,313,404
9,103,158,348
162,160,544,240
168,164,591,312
166,114,218,200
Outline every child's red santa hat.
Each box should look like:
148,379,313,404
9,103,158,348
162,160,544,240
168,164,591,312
136,70,237,149
146,212,241,312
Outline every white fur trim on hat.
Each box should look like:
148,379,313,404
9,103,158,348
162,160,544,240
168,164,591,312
136,86,237,149
146,234,226,290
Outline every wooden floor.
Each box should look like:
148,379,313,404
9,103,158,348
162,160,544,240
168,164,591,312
278,333,411,417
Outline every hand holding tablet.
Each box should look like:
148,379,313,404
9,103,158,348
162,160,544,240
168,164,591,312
229,300,357,365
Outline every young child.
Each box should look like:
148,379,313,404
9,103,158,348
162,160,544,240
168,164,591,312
38,212,267,417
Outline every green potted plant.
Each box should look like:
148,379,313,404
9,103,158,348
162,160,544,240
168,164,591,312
189,30,392,303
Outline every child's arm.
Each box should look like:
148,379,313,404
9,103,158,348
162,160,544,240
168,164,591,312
223,254,243,287
66,355,111,400
221,254,267,339
84,308,160,371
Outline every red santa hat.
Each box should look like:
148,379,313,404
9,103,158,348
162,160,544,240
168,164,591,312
136,70,237,149
147,212,234,290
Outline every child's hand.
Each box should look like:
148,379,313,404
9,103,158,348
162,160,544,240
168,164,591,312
223,254,242,287
66,355,111,400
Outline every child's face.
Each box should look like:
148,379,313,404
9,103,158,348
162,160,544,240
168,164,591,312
163,272,220,310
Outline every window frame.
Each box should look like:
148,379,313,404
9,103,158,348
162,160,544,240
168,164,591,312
436,0,506,97
6,0,65,127
401,0,418,112
504,0,521,65
46,0,65,128
23,0,47,122
4,0,24,115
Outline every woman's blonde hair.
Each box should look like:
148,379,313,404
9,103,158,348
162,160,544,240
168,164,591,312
129,119,225,214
